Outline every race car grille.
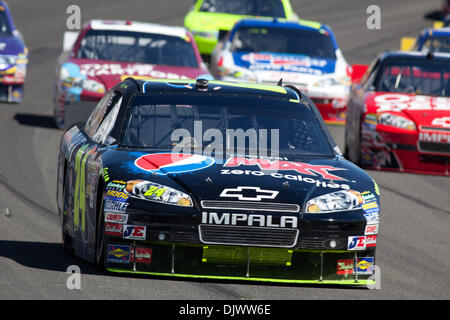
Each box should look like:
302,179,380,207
198,225,299,248
419,142,450,155
200,200,300,213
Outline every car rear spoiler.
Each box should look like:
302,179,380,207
63,31,79,52
64,100,97,129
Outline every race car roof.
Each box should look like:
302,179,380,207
232,18,325,32
88,20,188,38
228,18,336,47
380,50,450,61
137,78,301,101
420,27,450,38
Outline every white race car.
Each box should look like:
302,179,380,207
211,18,352,124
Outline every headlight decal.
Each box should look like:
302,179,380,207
377,112,416,130
305,189,363,213
126,180,193,207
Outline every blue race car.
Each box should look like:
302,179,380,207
0,2,28,102
414,27,450,53
210,18,352,124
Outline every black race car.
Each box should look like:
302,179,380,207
57,77,380,286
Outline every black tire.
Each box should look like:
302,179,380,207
61,162,73,254
95,194,106,268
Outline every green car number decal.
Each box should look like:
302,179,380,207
74,144,89,232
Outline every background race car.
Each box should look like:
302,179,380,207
57,78,379,286
210,18,352,124
345,51,450,176
0,1,28,103
53,20,210,129
401,27,450,52
184,0,298,58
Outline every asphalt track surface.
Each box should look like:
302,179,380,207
0,0,449,300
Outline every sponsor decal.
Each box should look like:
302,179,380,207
419,131,450,144
361,191,380,214
104,212,128,224
364,212,380,225
135,153,215,175
223,157,347,181
366,235,377,247
104,223,123,236
362,201,380,214
79,63,189,79
431,117,450,128
104,200,129,213
220,186,279,201
220,169,351,190
374,94,450,112
105,190,129,202
123,225,146,240
107,244,131,264
201,212,297,228
337,259,354,275
235,52,332,75
365,224,379,235
131,247,152,264
348,236,366,251
107,180,127,190
356,257,375,275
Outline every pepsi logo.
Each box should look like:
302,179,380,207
135,153,215,175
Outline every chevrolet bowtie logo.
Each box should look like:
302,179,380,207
220,186,279,201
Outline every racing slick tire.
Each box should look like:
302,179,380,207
346,116,363,166
95,187,106,268
61,163,73,254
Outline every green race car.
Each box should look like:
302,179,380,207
184,0,299,56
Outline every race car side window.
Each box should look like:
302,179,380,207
92,96,123,145
362,58,380,91
84,91,116,139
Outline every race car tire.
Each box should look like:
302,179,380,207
348,115,362,166
61,162,73,254
95,189,106,268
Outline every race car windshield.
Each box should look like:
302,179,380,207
0,10,12,36
230,27,336,59
421,37,450,53
376,58,450,96
77,30,199,68
122,95,334,157
199,0,285,17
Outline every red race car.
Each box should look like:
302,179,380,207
345,51,450,176
53,20,210,129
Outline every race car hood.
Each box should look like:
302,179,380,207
232,52,336,77
0,35,26,56
365,92,450,127
102,150,376,209
63,58,209,91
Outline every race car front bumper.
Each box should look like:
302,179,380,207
361,121,450,175
103,209,377,286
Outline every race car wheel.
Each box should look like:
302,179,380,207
95,190,106,268
61,161,73,254
348,115,362,166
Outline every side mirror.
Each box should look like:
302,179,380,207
351,64,369,84
63,31,79,52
